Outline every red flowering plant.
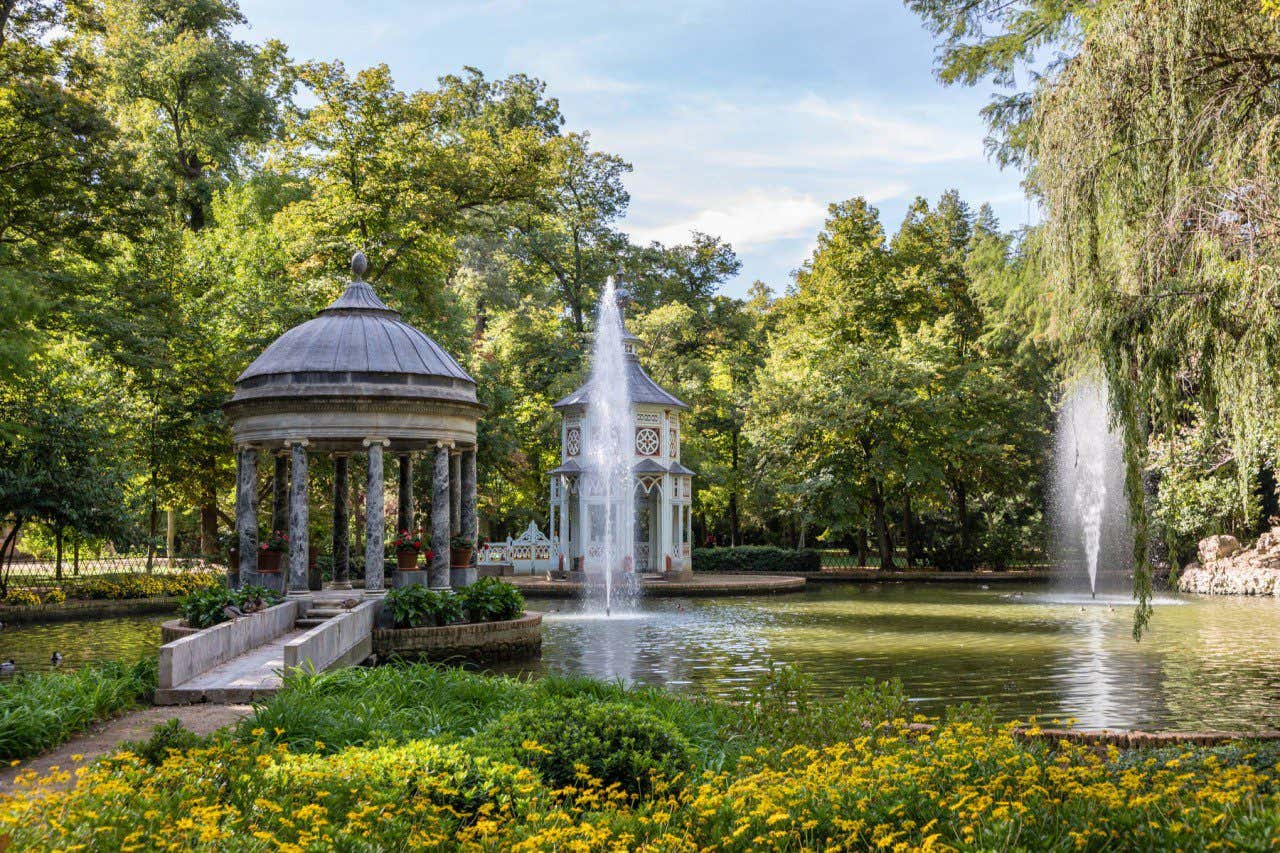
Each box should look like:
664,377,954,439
260,530,288,553
392,529,424,553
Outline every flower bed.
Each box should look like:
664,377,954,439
3,665,1280,849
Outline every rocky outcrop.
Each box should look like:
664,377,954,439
1178,531,1280,595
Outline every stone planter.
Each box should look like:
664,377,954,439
258,550,283,573
372,611,542,663
392,569,431,588
397,550,420,570
161,618,201,644
450,546,473,568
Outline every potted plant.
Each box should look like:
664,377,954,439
393,529,424,570
258,529,287,572
450,534,473,568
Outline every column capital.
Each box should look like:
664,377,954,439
362,437,390,448
282,438,310,448
434,440,455,451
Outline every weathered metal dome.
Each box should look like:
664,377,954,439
223,253,483,451
229,254,478,408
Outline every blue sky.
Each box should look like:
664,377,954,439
239,0,1032,297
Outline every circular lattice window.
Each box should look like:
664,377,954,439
635,427,660,455
566,427,581,456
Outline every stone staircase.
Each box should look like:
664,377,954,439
156,593,379,704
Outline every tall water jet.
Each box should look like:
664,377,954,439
1051,379,1132,596
581,277,636,615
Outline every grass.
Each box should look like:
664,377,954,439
0,659,156,761
4,663,1280,849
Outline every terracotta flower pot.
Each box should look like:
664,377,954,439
258,550,283,573
450,546,473,568
397,550,420,570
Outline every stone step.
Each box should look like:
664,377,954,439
296,617,329,628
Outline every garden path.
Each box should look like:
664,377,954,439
0,703,253,793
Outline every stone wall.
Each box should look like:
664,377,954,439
0,596,182,624
1178,532,1280,596
373,612,542,663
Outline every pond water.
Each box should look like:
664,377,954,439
512,584,1280,733
0,614,167,674
4,585,1279,732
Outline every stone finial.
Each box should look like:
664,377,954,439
351,251,368,280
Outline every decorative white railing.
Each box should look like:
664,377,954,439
476,521,560,575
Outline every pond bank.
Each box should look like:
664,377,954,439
0,703,253,793
0,596,182,624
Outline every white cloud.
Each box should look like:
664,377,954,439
628,184,908,249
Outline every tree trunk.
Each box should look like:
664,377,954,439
73,532,80,576
869,483,894,570
728,428,741,546
903,492,915,569
55,525,64,581
955,480,971,568
855,528,868,567
0,517,23,594
200,459,218,555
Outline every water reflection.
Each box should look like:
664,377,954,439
511,585,1280,732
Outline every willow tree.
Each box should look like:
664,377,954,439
911,0,1280,629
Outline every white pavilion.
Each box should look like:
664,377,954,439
548,309,695,579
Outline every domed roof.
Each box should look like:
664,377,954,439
228,254,478,408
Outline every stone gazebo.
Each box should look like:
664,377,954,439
549,291,696,579
223,253,484,597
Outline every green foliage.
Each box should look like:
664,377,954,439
0,658,157,760
458,577,524,622
60,571,223,601
692,546,820,574
733,665,912,748
481,696,695,796
178,583,281,629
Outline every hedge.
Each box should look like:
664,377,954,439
691,546,820,574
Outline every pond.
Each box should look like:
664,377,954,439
4,584,1279,733
512,584,1280,733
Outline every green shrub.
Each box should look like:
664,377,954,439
60,571,223,601
692,545,820,574
458,577,524,622
178,584,281,629
480,696,695,796
0,658,157,760
384,584,470,628
116,718,211,766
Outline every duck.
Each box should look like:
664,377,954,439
0,660,14,673
980,584,990,590
222,604,245,621
50,651,63,666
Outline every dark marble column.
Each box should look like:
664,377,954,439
397,453,414,534
364,439,387,593
331,455,350,590
461,448,477,545
235,447,259,587
449,451,462,536
271,453,289,535
429,442,451,588
287,440,310,595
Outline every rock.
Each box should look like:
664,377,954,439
1198,535,1241,564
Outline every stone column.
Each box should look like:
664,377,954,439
364,439,388,594
457,447,477,587
235,446,259,587
331,454,350,590
271,453,289,534
450,451,462,536
429,442,451,588
396,453,414,534
286,440,310,596
461,448,477,544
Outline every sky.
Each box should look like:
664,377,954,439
238,0,1032,297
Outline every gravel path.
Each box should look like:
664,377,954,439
0,703,254,793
